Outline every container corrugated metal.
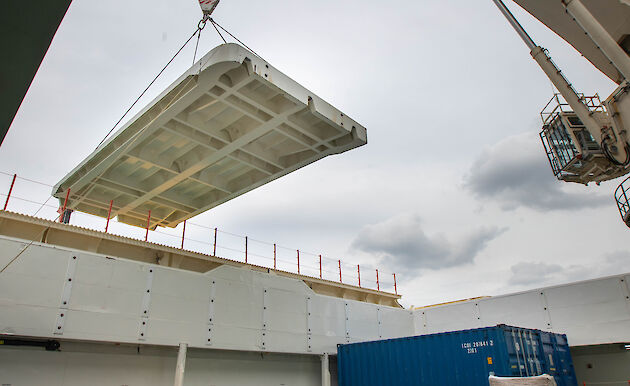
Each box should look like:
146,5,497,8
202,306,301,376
337,325,577,386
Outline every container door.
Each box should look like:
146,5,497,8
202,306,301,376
505,328,527,376
539,332,578,386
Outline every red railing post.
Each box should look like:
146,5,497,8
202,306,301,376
273,243,276,269
181,220,186,249
393,273,397,295
297,249,300,274
357,264,361,287
213,227,217,256
3,174,16,211
319,254,322,279
376,269,380,291
245,236,248,263
144,210,151,242
59,188,71,223
338,260,342,283
105,200,113,233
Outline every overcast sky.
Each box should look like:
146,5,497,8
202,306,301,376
2,0,629,308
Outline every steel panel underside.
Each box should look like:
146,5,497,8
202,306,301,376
513,0,629,84
52,43,367,228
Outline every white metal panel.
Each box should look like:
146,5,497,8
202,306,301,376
345,301,379,342
414,273,630,346
478,292,549,330
513,0,629,83
421,301,482,334
0,235,405,355
379,307,414,339
52,43,367,228
0,343,324,386
0,238,27,268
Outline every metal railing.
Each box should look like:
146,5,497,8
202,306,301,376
614,175,630,227
540,93,604,126
0,171,399,294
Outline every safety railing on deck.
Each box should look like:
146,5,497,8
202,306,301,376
614,175,630,227
540,93,604,126
0,171,398,294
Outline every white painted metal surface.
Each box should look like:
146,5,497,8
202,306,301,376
0,343,328,386
513,0,630,84
0,235,412,354
414,272,630,346
52,43,367,228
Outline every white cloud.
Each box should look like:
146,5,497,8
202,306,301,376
464,132,609,211
351,213,506,274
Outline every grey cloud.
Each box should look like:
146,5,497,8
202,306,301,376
509,250,630,287
510,262,564,286
464,132,609,211
351,213,505,273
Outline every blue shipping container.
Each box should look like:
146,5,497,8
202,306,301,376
337,325,577,386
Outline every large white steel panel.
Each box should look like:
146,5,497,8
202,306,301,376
379,307,414,339
513,0,629,84
345,301,379,341
264,330,306,352
308,314,346,338
0,271,65,308
52,43,367,229
266,288,307,313
213,299,262,330
0,238,28,268
148,294,208,324
209,324,262,351
60,309,140,342
266,309,307,335
545,277,626,308
413,273,630,346
422,301,481,333
152,268,211,302
0,303,59,336
0,344,324,386
2,242,69,278
67,282,144,316
145,318,207,347
0,236,408,355
478,292,548,330
72,253,146,291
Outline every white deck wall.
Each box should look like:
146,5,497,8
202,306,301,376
2,233,630,385
413,273,630,346
0,236,413,354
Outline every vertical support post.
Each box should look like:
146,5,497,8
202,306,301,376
297,249,300,274
145,210,151,242
181,220,186,249
213,227,217,256
376,269,380,291
174,342,188,386
393,273,397,295
273,243,276,269
245,236,248,263
3,174,16,211
105,200,113,233
321,353,331,386
319,255,322,279
357,264,361,287
338,260,342,283
59,188,70,223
